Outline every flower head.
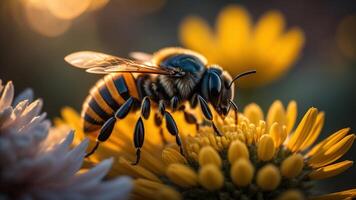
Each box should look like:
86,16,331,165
179,5,305,87
0,80,133,200
61,100,355,200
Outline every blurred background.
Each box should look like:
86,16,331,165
0,0,355,193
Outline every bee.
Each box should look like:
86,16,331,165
65,47,255,165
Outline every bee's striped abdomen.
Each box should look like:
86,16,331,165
82,73,139,134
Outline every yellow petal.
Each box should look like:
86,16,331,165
133,179,166,200
277,190,304,200
266,100,286,127
216,5,251,63
198,146,222,168
309,189,356,200
116,157,161,182
243,103,264,125
308,134,355,168
257,134,276,161
166,163,198,187
309,160,353,180
299,112,325,151
256,164,281,191
271,27,305,71
286,100,297,133
306,128,350,157
228,140,249,164
269,122,287,147
155,186,182,200
162,147,187,165
287,107,318,152
280,154,304,178
253,10,285,54
230,158,254,187
198,164,224,191
179,16,217,61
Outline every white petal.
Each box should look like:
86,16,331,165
16,99,43,128
69,158,114,189
13,88,34,106
13,100,28,117
0,81,14,111
0,107,13,129
43,138,88,182
85,176,133,200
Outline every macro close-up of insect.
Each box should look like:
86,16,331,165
65,47,256,165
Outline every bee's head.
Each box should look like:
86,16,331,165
201,67,256,118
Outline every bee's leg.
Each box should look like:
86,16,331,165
85,117,116,157
184,110,200,131
177,104,200,131
170,96,179,112
197,95,222,136
154,113,167,144
141,96,151,119
131,96,151,165
164,110,184,155
154,100,168,144
132,117,145,165
229,100,239,128
85,97,135,157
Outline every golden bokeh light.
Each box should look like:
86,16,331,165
44,0,92,20
337,14,356,60
24,0,72,37
12,0,110,37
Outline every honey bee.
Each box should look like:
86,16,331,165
65,47,255,165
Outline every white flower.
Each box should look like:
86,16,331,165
0,80,133,200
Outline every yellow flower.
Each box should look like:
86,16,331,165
59,101,355,200
55,106,197,176
179,5,305,87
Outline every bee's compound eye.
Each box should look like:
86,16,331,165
208,72,222,98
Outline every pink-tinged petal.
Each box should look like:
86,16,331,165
13,88,34,107
0,81,14,110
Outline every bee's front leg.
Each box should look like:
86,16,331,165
229,100,239,129
197,95,222,136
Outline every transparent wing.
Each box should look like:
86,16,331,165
64,51,176,75
129,51,153,63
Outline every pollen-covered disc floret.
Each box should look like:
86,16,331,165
129,100,356,200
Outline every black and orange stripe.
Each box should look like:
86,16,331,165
82,73,139,134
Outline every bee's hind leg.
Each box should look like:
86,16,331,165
197,95,222,136
132,117,145,165
85,117,116,157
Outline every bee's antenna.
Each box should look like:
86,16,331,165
228,70,257,89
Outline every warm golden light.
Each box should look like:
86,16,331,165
11,0,110,37
24,0,72,37
45,0,92,20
